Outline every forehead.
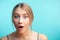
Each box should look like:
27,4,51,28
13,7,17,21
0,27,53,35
13,7,28,15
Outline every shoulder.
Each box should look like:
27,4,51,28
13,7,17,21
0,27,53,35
0,36,7,40
32,31,48,40
39,34,48,40
0,32,15,40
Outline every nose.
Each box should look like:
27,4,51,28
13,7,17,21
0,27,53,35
18,17,23,24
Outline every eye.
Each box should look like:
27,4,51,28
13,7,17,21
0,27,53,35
23,15,28,19
14,15,19,19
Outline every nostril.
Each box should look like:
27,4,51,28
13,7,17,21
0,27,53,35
18,22,22,24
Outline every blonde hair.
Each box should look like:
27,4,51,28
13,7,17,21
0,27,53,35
12,3,34,25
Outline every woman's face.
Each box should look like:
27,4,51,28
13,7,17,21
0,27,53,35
13,7,30,33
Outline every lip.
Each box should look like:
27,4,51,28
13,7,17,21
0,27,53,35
18,26,23,28
18,26,24,30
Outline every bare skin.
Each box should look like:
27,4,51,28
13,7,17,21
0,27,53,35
0,6,48,40
0,31,47,40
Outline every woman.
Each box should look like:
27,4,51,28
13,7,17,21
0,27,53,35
0,3,48,40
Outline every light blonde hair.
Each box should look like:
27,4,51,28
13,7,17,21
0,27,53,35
12,3,34,25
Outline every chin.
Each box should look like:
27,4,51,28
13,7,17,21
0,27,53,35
16,30,26,34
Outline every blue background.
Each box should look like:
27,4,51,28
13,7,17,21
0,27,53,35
0,0,60,40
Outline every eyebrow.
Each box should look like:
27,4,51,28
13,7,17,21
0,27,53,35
22,14,28,16
13,13,28,16
13,13,19,15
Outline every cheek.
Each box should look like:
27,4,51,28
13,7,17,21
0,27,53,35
24,18,30,26
13,19,18,26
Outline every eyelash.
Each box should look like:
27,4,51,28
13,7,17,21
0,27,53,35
14,15,29,19
23,16,28,18
14,16,19,18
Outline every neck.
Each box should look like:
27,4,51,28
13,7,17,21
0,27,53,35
15,30,31,38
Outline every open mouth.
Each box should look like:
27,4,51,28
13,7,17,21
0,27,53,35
18,26,24,28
